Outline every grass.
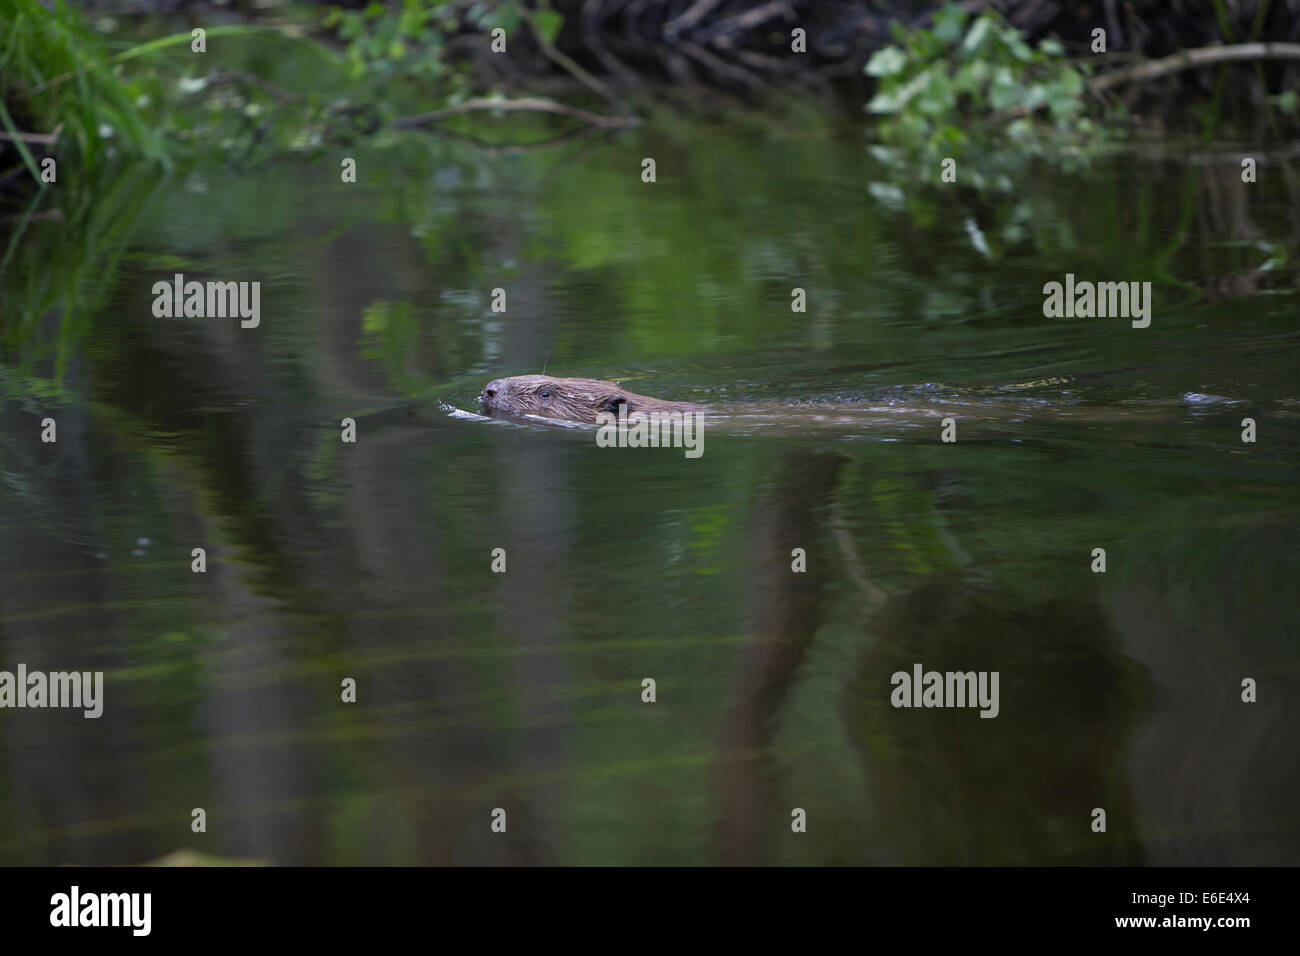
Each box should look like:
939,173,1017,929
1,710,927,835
0,0,169,173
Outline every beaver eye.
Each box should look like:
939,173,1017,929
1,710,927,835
539,389,552,399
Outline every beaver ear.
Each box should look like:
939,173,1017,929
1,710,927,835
602,395,633,414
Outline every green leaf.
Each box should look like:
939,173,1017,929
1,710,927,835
532,9,564,46
908,30,945,61
1008,38,1035,62
953,59,989,91
866,90,898,113
961,15,991,55
865,46,907,77
931,2,968,45
1057,67,1084,97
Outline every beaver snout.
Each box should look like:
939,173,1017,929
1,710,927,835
478,379,505,409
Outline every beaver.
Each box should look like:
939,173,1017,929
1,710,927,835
457,369,1177,435
477,375,702,424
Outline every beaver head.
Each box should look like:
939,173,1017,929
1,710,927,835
477,374,698,424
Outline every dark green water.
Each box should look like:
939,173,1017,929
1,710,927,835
1,116,1296,864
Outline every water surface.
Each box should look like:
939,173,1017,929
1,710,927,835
1,117,1296,864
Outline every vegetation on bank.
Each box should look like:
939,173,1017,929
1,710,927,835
0,0,169,175
865,4,1111,188
5,0,1297,182
2,0,1296,393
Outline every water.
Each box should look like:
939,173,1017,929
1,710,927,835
1,117,1296,864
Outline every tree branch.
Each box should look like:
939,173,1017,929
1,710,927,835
0,128,60,146
996,42,1300,122
1088,42,1300,93
516,3,634,116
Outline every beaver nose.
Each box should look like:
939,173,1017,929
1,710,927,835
480,379,504,403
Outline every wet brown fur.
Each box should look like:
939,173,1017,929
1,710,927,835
478,375,701,424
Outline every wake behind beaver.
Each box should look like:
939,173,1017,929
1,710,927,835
468,373,1185,441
